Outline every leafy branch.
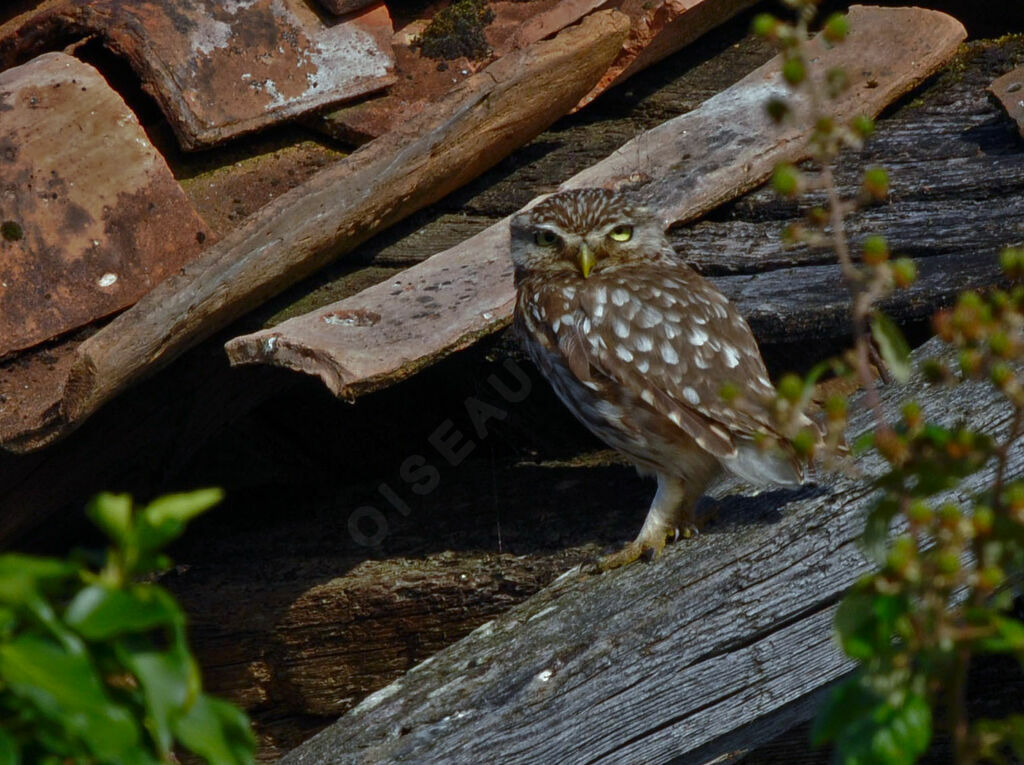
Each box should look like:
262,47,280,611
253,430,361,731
755,3,1024,763
0,490,256,765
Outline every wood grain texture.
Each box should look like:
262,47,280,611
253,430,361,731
226,6,968,398
1,11,629,453
281,335,1023,764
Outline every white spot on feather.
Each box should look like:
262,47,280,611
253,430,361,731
682,387,700,405
616,346,634,362
636,306,662,328
689,326,708,346
611,288,629,306
613,319,630,338
641,389,655,405
723,345,740,368
660,342,679,365
634,334,653,352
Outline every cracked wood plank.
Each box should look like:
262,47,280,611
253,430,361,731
280,335,1024,763
0,10,629,454
225,6,967,399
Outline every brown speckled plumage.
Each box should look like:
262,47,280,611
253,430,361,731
510,188,809,566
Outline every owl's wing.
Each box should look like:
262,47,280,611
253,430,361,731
569,270,807,484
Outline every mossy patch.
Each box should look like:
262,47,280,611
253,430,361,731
416,0,495,61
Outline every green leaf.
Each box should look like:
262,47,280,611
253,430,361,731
174,693,256,765
85,492,134,548
136,489,224,555
977,615,1024,655
0,555,77,606
811,674,875,745
0,729,19,765
119,642,197,757
861,497,900,566
871,313,912,384
0,634,142,761
826,690,931,765
65,584,182,640
835,587,907,661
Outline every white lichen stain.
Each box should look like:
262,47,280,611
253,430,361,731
97,273,118,288
528,605,557,622
536,669,553,682
350,681,401,715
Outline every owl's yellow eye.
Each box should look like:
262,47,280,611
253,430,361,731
534,230,560,247
609,225,633,242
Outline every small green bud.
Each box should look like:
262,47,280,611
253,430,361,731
825,394,848,421
901,401,922,429
720,381,740,402
823,12,850,43
891,258,917,288
751,13,778,38
777,373,803,403
807,206,829,227
850,115,875,138
976,564,1004,590
938,503,962,528
988,331,1011,357
887,535,916,572
772,163,801,197
863,166,889,200
907,500,932,525
959,348,983,377
999,247,1024,281
936,549,961,575
990,362,1013,388
792,427,817,457
972,505,994,536
782,55,806,86
862,235,889,266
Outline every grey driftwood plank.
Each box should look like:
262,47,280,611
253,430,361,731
2,11,628,453
280,335,1023,764
225,6,967,400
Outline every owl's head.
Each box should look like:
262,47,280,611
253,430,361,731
509,188,667,282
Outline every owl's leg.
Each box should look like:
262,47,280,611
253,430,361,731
600,473,701,570
600,475,685,569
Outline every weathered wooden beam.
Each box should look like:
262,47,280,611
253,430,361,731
1,11,629,454
280,336,1023,763
226,6,967,398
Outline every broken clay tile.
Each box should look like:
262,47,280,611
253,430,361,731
0,0,396,150
990,66,1024,138
0,52,214,358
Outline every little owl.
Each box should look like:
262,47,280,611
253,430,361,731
511,187,812,569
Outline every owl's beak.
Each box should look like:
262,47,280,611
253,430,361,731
578,243,596,278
